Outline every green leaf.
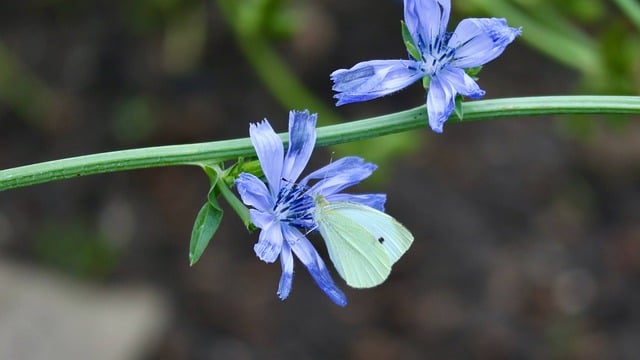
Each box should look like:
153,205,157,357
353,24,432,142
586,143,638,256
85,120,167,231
189,196,223,266
401,21,421,61
189,170,224,267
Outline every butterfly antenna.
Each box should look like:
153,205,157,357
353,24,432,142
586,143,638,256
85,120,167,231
287,224,319,246
281,177,310,192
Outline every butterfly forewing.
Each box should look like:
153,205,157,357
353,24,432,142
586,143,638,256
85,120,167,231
315,205,392,288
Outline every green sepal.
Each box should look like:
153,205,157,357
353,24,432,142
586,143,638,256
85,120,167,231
225,157,263,181
207,162,256,232
422,76,431,90
401,21,422,61
189,174,223,266
464,66,483,81
454,95,464,121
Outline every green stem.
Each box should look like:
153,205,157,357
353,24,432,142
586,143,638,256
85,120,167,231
1,96,639,191
215,172,252,230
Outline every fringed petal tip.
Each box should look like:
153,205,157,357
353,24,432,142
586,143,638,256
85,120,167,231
284,228,348,306
426,76,457,133
334,94,360,107
431,124,444,134
325,287,348,307
309,263,348,306
275,243,295,300
467,88,486,100
326,193,387,212
277,272,293,300
254,242,281,263
404,0,452,48
449,17,522,68
254,222,284,263
289,109,314,121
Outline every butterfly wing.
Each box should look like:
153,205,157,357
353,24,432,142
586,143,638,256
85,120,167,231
324,202,414,265
315,206,392,288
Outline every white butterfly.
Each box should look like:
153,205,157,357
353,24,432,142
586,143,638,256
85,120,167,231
313,195,414,288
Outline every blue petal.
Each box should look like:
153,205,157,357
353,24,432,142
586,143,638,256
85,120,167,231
301,157,377,195
283,226,347,306
282,110,317,182
426,74,457,133
331,60,424,106
277,242,294,300
448,18,521,68
249,119,284,195
404,0,450,47
325,193,387,212
254,220,284,263
235,173,274,212
439,66,485,99
301,156,375,182
248,209,276,229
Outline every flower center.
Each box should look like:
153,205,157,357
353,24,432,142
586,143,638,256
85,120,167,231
273,182,315,229
417,32,455,75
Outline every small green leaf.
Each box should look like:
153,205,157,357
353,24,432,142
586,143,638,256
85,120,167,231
189,170,224,267
401,21,421,61
454,96,464,121
189,197,223,266
227,158,263,180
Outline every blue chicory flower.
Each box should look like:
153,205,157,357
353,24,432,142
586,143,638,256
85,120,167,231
235,110,386,306
331,0,521,133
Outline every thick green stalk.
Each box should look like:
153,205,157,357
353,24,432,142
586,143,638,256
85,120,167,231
1,96,639,191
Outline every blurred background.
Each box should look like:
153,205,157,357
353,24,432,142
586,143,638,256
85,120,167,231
1,0,639,358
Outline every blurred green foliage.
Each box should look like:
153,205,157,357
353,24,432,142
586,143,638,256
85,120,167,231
34,220,120,279
124,0,202,32
0,0,638,168
111,95,155,143
0,42,55,129
234,0,296,39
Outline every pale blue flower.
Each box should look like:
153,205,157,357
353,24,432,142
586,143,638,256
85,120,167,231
235,110,385,306
331,0,521,133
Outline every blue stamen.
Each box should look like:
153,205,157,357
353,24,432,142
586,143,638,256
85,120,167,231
274,183,315,228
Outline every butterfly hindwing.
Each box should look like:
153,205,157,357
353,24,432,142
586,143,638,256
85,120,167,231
315,205,392,288
313,196,414,288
